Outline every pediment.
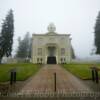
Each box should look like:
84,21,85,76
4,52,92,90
46,32,57,35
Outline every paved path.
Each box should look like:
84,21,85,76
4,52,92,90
20,64,91,94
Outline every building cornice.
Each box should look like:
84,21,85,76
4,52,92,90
32,33,70,37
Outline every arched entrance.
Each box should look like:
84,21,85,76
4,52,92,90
47,47,57,64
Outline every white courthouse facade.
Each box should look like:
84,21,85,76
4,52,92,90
31,23,72,64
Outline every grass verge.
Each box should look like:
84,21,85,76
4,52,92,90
63,63,100,79
0,63,41,82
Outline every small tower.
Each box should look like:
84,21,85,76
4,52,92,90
47,23,56,33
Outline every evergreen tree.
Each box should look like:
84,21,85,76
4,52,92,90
16,32,31,58
94,11,100,54
28,37,32,58
0,9,14,63
71,46,75,59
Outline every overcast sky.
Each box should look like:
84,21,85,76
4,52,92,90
0,0,100,58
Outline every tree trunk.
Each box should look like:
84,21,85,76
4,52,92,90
0,57,2,64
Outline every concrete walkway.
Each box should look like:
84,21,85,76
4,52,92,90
20,64,91,95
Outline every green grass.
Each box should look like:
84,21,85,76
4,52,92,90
63,63,100,79
0,63,41,82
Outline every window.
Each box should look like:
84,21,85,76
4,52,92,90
38,48,42,56
37,58,43,64
37,58,39,63
61,58,63,62
40,58,42,64
64,58,66,63
61,58,63,64
61,48,65,55
40,58,42,62
61,58,66,64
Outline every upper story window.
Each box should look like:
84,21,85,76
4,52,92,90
37,48,42,56
61,48,65,55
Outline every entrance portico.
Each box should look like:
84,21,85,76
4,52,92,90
45,43,58,64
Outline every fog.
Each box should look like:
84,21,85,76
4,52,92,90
0,0,100,58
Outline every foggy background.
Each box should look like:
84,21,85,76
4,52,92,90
0,0,100,59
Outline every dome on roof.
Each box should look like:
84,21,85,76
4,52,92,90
47,23,56,32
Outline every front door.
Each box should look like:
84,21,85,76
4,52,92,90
47,56,56,64
47,47,56,64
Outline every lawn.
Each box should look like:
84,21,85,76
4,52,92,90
0,63,41,82
63,63,100,80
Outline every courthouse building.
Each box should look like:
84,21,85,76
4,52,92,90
32,23,72,64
